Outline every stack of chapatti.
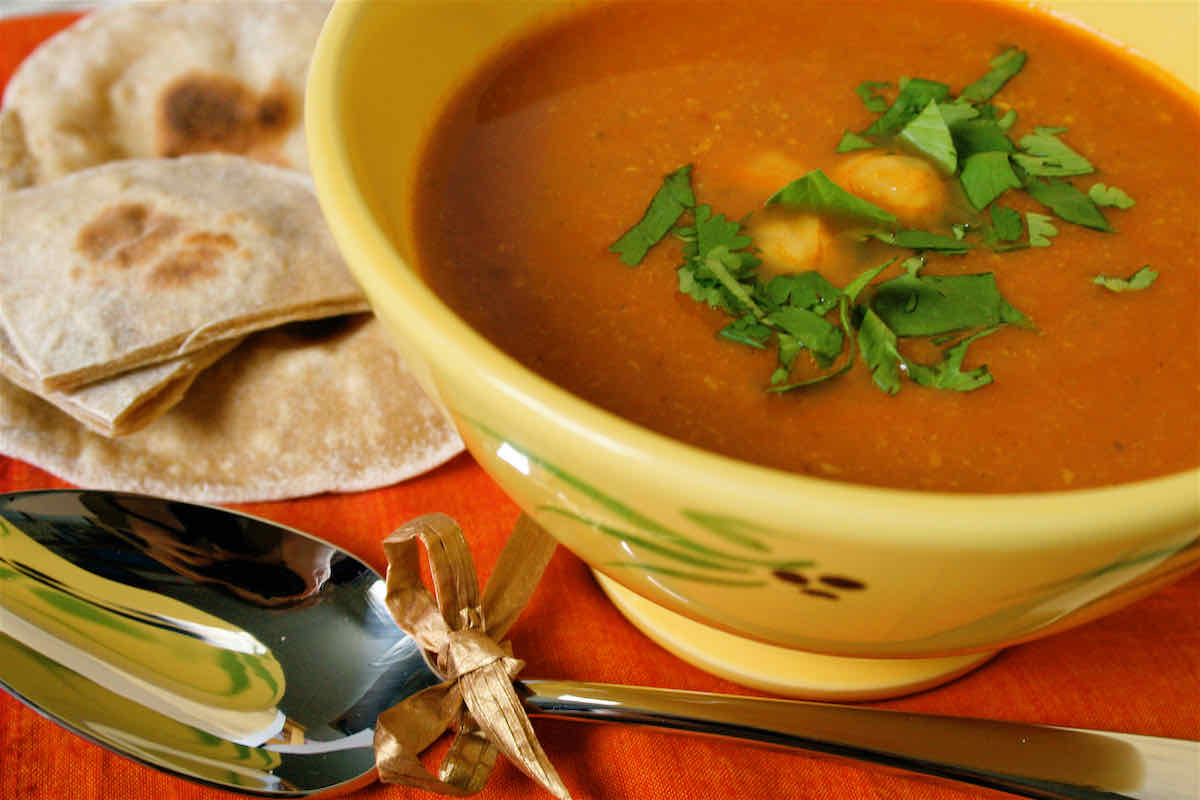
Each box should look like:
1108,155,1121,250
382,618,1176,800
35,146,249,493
0,1,464,502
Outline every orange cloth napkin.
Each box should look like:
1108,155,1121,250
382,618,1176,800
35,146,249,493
1,14,1197,800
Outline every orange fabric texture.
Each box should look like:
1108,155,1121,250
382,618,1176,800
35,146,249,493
1,14,1197,800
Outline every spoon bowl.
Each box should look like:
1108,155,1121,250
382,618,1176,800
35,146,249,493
1,489,1196,800
0,489,439,796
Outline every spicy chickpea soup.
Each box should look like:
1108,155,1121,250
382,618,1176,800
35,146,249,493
411,0,1200,493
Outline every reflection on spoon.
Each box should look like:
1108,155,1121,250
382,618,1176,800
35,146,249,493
0,490,1195,800
0,489,435,796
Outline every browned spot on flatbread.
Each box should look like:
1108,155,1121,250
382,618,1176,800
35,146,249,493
256,82,295,133
77,203,151,260
107,217,182,269
184,231,237,249
147,247,224,290
76,203,182,270
156,72,298,166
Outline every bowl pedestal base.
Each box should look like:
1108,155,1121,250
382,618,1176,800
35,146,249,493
595,572,996,701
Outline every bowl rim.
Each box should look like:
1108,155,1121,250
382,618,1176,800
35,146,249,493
306,0,1200,552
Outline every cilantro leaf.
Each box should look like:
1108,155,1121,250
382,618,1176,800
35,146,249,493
762,271,841,315
855,80,891,112
765,306,845,366
768,264,894,393
960,151,1022,209
989,205,1024,242
720,314,772,348
871,273,1031,336
677,265,728,309
770,333,805,385
693,205,755,265
836,131,876,153
961,47,1027,102
1026,179,1113,231
865,78,951,136
1013,127,1094,177
889,229,972,253
903,328,997,391
700,245,763,317
767,328,855,391
1093,266,1158,292
900,256,926,276
1025,212,1059,247
767,169,898,226
897,99,957,174
973,104,1019,131
843,260,895,303
951,119,1016,160
936,100,981,128
858,308,903,394
1089,183,1136,209
676,205,760,314
609,165,695,265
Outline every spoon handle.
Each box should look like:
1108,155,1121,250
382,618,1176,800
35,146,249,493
518,680,1198,799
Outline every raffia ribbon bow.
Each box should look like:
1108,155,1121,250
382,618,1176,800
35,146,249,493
373,512,571,799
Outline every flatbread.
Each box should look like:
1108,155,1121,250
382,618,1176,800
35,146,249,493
0,315,465,503
0,109,35,191
1,0,328,186
0,330,241,437
0,154,369,391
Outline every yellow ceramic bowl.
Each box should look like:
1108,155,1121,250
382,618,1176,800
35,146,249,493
307,0,1200,698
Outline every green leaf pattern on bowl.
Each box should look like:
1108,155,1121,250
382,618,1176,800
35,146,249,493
463,417,846,589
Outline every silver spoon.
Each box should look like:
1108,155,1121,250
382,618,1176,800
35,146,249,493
0,489,1194,800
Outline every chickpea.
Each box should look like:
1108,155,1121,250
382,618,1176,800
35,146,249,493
736,150,805,196
750,211,836,273
831,152,949,229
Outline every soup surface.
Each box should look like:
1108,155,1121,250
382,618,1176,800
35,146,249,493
411,0,1200,493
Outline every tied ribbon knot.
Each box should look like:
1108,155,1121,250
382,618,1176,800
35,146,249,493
373,512,571,799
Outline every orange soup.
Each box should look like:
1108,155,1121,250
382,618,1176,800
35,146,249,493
411,0,1200,493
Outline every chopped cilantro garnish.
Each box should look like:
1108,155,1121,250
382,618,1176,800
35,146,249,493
865,78,951,136
904,328,997,391
675,204,761,314
936,99,982,128
1025,212,1059,247
960,151,1022,208
1089,183,1136,209
854,80,891,112
692,205,755,265
1094,266,1158,292
836,131,875,153
1026,179,1113,231
608,42,1146,400
988,205,1024,242
1013,127,1095,177
871,272,1030,337
952,119,1016,160
961,47,1027,102
858,308,904,394
702,245,764,317
610,165,695,265
766,169,898,226
763,271,841,315
765,306,845,366
897,99,957,174
844,260,895,302
888,230,972,253
678,264,727,309
720,314,772,348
